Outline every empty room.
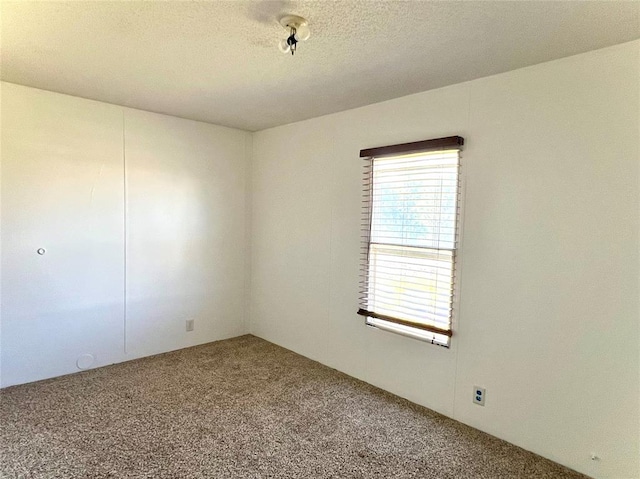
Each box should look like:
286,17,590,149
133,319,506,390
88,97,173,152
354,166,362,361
1,1,638,478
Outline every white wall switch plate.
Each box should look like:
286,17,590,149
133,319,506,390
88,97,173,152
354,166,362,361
186,319,195,332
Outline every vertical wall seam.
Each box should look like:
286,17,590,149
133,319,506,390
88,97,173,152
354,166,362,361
122,110,127,354
0,84,3,387
326,127,335,362
244,133,253,335
451,83,473,420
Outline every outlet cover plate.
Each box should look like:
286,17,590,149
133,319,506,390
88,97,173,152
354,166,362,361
473,386,486,406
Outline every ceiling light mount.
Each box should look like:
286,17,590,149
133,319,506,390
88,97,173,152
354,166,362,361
278,14,310,56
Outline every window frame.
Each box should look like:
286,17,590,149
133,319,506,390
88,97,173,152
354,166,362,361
357,136,465,347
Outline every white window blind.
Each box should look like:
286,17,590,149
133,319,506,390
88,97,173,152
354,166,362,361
358,137,463,347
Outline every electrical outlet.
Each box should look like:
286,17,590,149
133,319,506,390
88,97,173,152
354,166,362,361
186,319,195,332
473,386,486,406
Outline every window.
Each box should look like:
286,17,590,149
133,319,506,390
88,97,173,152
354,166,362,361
358,136,464,347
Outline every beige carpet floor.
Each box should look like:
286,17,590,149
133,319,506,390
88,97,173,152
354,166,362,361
1,335,588,479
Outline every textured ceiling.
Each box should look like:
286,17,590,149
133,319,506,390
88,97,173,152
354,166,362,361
1,1,639,131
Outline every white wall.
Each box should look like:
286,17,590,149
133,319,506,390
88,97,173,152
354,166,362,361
1,83,125,387
0,83,251,387
249,40,640,479
124,109,249,358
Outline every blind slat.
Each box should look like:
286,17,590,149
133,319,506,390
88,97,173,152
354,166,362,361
358,309,453,337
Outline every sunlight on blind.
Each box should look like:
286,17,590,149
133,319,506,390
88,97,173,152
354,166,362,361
370,153,458,249
368,245,453,328
359,149,461,347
